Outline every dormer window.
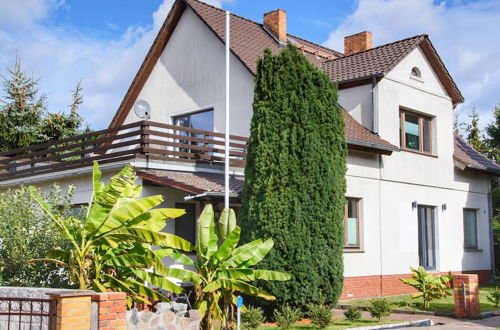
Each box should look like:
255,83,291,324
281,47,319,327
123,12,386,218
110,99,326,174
411,67,422,79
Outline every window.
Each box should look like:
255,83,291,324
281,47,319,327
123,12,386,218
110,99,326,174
173,109,214,154
175,203,196,245
411,67,422,79
344,198,360,248
400,110,432,153
463,209,478,249
418,205,436,270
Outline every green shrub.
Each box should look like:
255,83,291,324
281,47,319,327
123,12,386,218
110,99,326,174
487,287,500,307
242,306,265,329
367,298,392,321
0,185,74,288
307,295,332,328
400,266,452,308
274,305,302,329
240,44,347,311
343,306,362,322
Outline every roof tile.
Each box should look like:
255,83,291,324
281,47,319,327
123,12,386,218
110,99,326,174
453,135,500,175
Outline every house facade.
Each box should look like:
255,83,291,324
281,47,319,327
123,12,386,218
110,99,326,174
1,0,498,300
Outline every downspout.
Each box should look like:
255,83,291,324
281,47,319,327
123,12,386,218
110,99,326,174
488,177,499,282
371,76,379,134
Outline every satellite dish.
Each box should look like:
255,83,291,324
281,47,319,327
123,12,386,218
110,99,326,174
134,100,151,119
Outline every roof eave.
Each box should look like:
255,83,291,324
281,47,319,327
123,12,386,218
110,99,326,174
346,139,399,155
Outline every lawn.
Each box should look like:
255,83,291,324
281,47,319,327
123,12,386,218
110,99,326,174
344,283,500,314
257,318,402,329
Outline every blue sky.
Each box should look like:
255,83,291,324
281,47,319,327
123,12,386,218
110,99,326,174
0,0,499,129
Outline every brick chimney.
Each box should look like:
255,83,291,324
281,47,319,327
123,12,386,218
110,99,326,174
344,31,372,55
263,9,287,44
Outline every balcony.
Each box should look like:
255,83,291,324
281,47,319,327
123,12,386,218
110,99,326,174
0,121,248,183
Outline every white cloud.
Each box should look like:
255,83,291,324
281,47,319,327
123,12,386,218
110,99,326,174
324,0,500,126
0,0,227,129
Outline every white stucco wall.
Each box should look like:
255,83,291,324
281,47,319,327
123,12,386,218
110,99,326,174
123,7,255,138
338,84,373,130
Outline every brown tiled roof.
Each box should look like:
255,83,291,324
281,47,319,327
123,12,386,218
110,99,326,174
321,35,425,82
185,0,342,73
137,170,244,194
342,111,397,154
453,135,500,175
321,34,463,105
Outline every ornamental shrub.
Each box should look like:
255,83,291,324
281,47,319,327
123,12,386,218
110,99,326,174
367,298,392,321
487,287,500,307
274,304,302,329
240,44,347,310
242,306,265,329
343,306,361,322
307,301,332,328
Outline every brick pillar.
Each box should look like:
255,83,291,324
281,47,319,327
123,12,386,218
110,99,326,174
453,274,480,318
92,292,127,330
46,291,93,330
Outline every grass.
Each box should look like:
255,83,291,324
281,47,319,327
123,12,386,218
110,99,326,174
257,318,401,329
344,283,500,314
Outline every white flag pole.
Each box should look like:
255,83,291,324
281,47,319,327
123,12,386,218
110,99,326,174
224,11,230,210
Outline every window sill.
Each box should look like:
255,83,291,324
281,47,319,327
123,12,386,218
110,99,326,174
410,75,424,83
464,248,482,252
400,147,437,158
343,248,364,253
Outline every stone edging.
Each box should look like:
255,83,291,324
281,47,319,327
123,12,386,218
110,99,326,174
348,319,433,330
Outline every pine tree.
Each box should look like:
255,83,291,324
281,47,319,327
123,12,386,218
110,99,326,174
465,107,488,154
239,45,347,311
0,57,86,151
485,104,500,162
0,57,46,150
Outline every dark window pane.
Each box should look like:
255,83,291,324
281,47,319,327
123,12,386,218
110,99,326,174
464,209,477,248
423,117,431,152
173,110,214,154
418,205,436,270
175,203,196,245
405,113,420,150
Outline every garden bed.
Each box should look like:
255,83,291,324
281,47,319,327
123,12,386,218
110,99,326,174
257,318,403,329
339,283,500,314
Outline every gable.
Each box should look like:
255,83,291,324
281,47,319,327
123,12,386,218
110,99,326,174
386,46,448,97
122,6,255,136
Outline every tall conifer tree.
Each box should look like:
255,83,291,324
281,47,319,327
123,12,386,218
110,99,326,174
239,45,347,310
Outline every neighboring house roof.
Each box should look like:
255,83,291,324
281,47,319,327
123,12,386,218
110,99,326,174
453,135,500,176
321,34,464,105
137,170,244,195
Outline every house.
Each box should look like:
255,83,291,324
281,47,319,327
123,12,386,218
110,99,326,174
0,0,498,300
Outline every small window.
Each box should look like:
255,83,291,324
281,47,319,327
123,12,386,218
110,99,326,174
175,203,196,245
344,198,360,248
411,67,421,78
400,110,432,153
463,209,478,249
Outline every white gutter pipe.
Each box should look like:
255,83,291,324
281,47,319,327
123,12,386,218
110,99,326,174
224,11,230,210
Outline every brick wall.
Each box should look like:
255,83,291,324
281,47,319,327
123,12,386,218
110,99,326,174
92,292,127,330
340,269,491,301
47,291,93,330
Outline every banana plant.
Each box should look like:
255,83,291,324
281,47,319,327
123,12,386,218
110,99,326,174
29,161,196,306
185,205,291,330
400,266,453,308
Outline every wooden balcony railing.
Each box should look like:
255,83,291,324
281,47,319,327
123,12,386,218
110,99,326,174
0,121,248,182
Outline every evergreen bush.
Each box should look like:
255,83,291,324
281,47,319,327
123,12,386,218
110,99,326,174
242,306,265,329
240,44,347,310
274,304,302,329
343,306,361,322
